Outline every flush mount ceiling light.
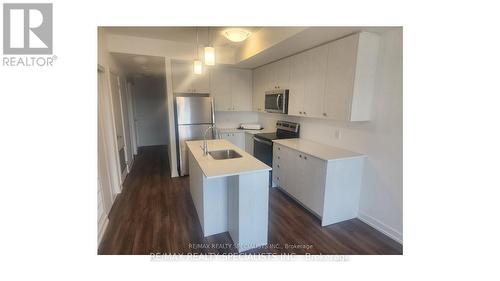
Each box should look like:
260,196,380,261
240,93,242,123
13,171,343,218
223,28,251,42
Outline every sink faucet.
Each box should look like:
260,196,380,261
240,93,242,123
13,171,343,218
203,125,217,156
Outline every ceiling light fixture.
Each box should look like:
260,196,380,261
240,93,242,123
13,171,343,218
193,28,202,75
204,27,215,66
223,28,251,42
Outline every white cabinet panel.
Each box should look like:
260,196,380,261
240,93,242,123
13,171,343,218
172,61,210,94
273,143,364,226
252,67,266,112
210,68,252,112
231,69,252,111
172,61,193,93
303,45,328,118
210,68,232,111
244,132,254,155
288,52,307,117
220,132,245,150
323,32,379,121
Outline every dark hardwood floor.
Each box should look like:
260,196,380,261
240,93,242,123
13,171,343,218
98,145,402,255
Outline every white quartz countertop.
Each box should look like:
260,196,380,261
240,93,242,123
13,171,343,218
217,127,273,135
186,139,271,179
272,138,366,162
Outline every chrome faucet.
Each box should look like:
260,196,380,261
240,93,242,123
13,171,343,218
203,125,217,155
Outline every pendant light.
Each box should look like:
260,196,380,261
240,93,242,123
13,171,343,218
204,27,215,66
193,28,202,74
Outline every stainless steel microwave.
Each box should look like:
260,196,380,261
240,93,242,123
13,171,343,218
265,89,289,114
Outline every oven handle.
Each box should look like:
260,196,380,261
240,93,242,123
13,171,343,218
253,137,273,146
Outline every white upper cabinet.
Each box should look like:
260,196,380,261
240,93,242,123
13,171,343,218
172,61,210,94
210,68,232,111
252,66,266,112
269,58,291,90
303,45,328,118
288,52,307,116
323,32,379,121
231,68,252,111
288,45,327,118
210,67,252,112
252,32,379,121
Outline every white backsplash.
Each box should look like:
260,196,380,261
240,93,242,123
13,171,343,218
215,111,259,129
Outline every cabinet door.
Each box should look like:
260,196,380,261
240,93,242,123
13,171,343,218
288,52,307,116
245,133,254,155
297,154,326,216
172,62,193,93
274,57,291,90
262,64,275,91
210,68,232,111
231,69,252,111
234,132,245,150
191,67,210,93
303,45,328,118
252,67,266,112
323,34,358,120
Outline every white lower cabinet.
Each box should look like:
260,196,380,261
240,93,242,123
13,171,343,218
219,132,245,150
273,143,364,226
244,132,254,155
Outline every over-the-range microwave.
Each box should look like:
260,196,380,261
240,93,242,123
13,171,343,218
264,89,289,114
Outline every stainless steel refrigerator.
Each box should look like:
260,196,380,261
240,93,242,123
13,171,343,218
175,95,215,176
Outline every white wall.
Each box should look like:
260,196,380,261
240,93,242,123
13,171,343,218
132,75,169,147
258,28,403,242
215,111,259,129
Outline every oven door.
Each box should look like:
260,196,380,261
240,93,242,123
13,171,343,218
253,136,273,166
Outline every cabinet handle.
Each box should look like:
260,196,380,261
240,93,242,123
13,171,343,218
323,113,327,117
278,147,281,150
277,156,280,159
277,164,280,168
304,156,308,160
299,154,302,158
299,111,302,114
304,112,307,115
277,176,280,180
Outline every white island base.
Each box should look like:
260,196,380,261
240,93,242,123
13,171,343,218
187,140,271,253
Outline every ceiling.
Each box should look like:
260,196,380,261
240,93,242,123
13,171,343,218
104,27,262,48
111,53,165,75
105,26,398,71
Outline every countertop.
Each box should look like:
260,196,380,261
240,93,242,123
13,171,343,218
217,127,274,135
186,139,272,179
272,138,366,162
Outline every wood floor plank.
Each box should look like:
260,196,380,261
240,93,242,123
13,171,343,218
98,145,402,255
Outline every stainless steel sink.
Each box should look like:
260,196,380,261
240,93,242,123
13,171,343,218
209,149,242,160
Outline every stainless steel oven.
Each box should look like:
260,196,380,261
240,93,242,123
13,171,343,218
265,89,289,114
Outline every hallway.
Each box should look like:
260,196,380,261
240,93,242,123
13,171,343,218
98,146,402,255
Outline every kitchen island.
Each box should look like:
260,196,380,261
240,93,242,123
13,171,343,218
186,139,271,252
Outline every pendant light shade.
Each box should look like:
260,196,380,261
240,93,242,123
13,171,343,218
204,46,215,66
193,60,202,74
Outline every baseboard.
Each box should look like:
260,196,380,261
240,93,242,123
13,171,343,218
358,212,403,244
98,216,109,245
